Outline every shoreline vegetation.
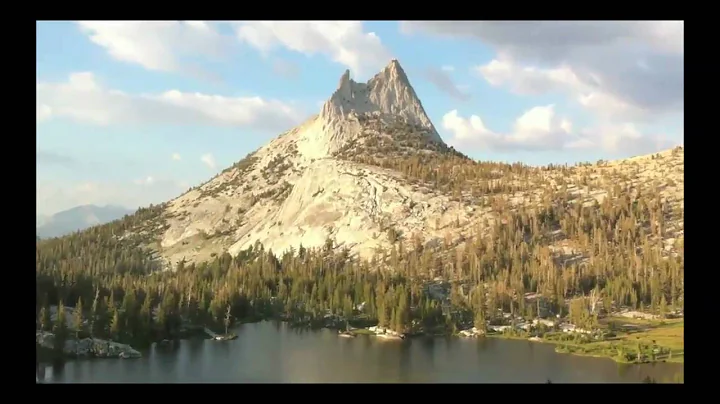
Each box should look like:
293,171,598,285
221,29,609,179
277,310,683,367
483,317,684,365
37,303,683,366
329,314,684,367
36,312,683,384
37,297,683,384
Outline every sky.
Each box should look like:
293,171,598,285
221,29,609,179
36,21,684,217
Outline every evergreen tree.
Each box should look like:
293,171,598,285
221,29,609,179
53,301,69,353
110,309,121,339
39,305,51,332
74,297,84,338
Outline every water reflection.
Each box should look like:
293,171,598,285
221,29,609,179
74,360,84,380
398,339,411,381
155,346,176,378
45,322,683,383
527,340,535,360
187,338,203,363
51,360,64,377
617,363,630,378
419,337,435,368
443,336,453,352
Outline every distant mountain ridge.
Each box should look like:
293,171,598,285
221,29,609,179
36,205,134,239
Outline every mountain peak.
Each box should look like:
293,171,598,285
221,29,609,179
337,69,351,89
321,59,442,143
378,58,410,84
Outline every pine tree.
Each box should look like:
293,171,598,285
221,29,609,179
54,302,67,335
377,303,387,328
39,305,50,332
53,301,69,353
474,308,486,333
74,297,84,339
659,295,668,318
110,309,121,339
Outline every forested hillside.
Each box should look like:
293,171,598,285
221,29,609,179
36,147,684,357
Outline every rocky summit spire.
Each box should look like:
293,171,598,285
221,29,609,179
320,59,442,143
378,59,411,88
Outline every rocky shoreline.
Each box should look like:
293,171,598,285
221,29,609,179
36,331,142,359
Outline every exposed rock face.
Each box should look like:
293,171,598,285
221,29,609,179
156,59,464,267
144,59,684,271
36,331,141,359
320,59,442,151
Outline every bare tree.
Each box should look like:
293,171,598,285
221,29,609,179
224,304,232,335
589,287,601,315
90,286,101,338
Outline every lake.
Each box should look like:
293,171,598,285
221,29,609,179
41,321,683,383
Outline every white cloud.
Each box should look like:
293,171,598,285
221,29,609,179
234,21,392,77
77,21,393,79
441,65,455,72
77,21,228,73
171,153,182,161
36,178,188,217
443,106,672,155
475,59,648,121
443,105,582,151
200,153,217,169
36,72,305,131
401,21,684,123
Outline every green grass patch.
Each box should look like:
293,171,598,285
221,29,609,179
486,332,529,341
491,319,684,365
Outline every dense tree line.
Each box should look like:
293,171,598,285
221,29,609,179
36,171,683,346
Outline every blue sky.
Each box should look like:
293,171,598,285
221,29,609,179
36,21,684,216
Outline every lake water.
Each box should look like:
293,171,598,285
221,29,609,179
42,321,683,383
